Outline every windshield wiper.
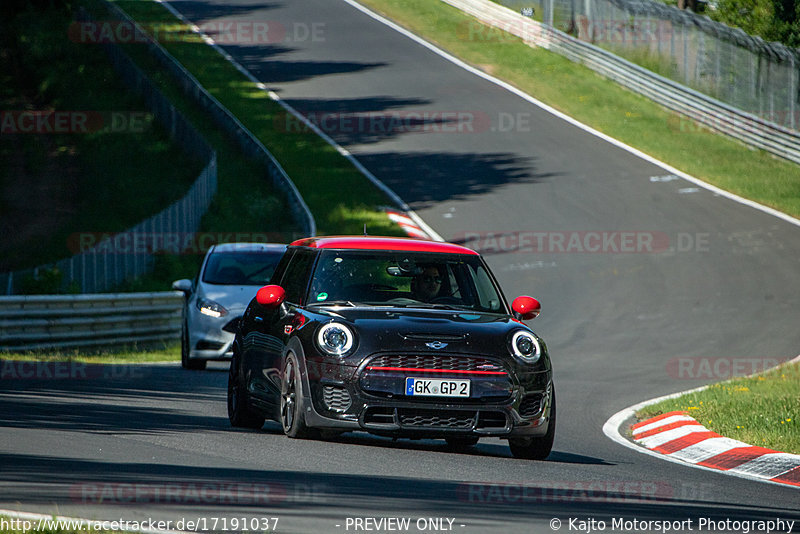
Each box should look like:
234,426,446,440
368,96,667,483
407,303,467,310
309,300,358,307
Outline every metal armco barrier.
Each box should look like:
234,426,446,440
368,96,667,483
1,0,318,295
103,0,316,237
1,8,218,296
441,0,800,165
0,292,182,352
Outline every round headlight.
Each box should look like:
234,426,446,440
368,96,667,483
317,322,354,356
511,330,541,363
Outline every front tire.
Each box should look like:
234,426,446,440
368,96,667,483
228,349,264,429
181,321,205,370
280,353,315,439
508,387,556,460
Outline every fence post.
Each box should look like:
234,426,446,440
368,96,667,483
791,56,797,130
714,33,721,100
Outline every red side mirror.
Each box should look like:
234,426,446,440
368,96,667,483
256,285,285,308
512,296,541,320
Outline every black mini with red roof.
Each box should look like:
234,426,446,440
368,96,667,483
228,236,555,459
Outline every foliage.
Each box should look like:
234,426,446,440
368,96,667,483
0,1,201,273
707,0,799,47
19,266,64,295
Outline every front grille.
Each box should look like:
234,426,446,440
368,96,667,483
398,408,474,429
368,354,507,373
323,386,352,412
519,394,543,418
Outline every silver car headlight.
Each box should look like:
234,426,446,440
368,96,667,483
510,330,541,364
317,322,354,356
197,298,228,318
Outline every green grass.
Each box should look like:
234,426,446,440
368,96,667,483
358,0,800,218
110,0,407,238
600,46,680,80
70,0,313,292
0,5,203,274
637,362,800,454
0,344,179,364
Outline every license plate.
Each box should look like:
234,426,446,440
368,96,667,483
405,377,470,397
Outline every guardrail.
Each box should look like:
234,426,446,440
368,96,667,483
102,0,316,237
0,292,182,352
442,0,800,165
0,9,218,296
1,156,216,296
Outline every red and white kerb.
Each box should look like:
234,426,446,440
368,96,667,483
385,210,430,239
632,411,800,487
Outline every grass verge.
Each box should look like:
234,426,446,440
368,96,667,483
0,342,181,366
357,0,800,218
0,4,202,274
1,344,179,364
108,0,407,238
637,362,800,454
75,0,328,292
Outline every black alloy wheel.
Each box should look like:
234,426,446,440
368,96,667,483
280,353,315,438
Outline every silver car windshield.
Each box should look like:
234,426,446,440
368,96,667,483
307,250,505,313
202,252,282,286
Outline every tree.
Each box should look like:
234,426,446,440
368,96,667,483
709,0,800,47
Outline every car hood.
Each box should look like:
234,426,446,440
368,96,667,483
198,284,261,314
308,306,532,356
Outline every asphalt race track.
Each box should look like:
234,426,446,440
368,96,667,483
1,0,799,532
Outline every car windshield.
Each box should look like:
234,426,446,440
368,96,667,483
202,251,282,285
307,250,505,313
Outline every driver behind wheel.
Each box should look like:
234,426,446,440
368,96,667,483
411,264,445,302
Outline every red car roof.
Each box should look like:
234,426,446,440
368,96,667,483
289,236,479,255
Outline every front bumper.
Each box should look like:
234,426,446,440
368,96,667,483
301,354,553,439
187,313,241,360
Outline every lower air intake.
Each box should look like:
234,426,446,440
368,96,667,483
519,394,543,418
398,409,474,429
323,386,352,412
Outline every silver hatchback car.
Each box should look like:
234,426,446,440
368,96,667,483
172,243,286,370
